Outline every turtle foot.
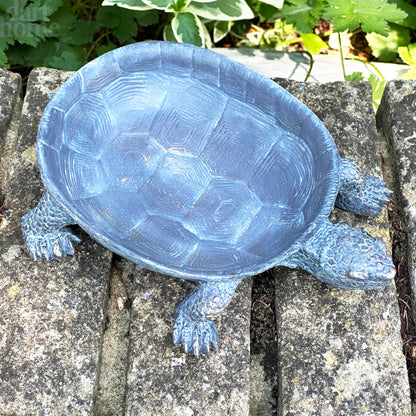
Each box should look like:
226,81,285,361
22,191,80,261
173,309,219,356
23,228,81,261
336,158,391,216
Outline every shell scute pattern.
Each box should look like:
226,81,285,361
191,47,221,87
122,216,199,268
140,153,212,220
185,240,261,274
53,72,83,112
101,132,165,192
78,187,149,239
80,53,123,93
101,72,170,134
62,92,118,159
159,41,195,78
40,107,65,151
116,42,162,73
248,133,314,209
149,77,227,156
239,204,305,257
60,146,108,200
219,55,250,101
199,97,278,183
38,42,337,276
183,178,262,244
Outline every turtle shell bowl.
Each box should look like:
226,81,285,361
37,41,338,281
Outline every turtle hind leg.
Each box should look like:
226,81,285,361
335,158,391,216
173,278,241,356
21,191,81,261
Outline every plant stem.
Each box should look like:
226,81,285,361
302,50,314,82
338,32,347,80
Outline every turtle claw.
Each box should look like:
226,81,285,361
336,158,391,216
173,310,219,356
24,229,81,261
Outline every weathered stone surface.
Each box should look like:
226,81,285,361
0,69,21,187
273,79,411,415
377,80,416,294
124,266,251,416
0,68,112,415
94,257,132,416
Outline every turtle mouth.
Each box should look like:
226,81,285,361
347,266,396,286
385,266,397,281
348,271,367,280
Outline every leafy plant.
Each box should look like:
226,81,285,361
103,0,255,47
2,0,159,70
0,0,63,65
237,20,299,49
323,0,407,37
270,0,327,33
366,23,410,62
398,44,416,79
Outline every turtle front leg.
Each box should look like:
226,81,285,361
21,191,81,261
335,158,391,216
173,278,241,356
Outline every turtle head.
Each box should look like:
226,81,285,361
289,222,396,290
316,224,395,290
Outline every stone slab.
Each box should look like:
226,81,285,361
0,69,21,187
124,266,251,416
214,48,408,83
377,80,416,294
0,68,112,415
273,79,411,415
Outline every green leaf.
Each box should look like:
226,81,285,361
102,0,153,10
271,0,325,33
163,21,178,41
402,66,416,80
142,0,173,9
259,0,284,8
366,23,410,61
202,20,213,47
166,0,191,12
230,19,251,38
301,32,327,54
367,73,386,110
393,0,416,29
69,20,98,45
6,39,87,70
0,47,7,67
186,0,254,21
134,9,160,25
213,20,231,42
46,3,77,38
0,0,56,48
344,71,365,81
398,43,416,66
48,49,87,71
256,3,280,22
323,0,408,36
97,42,118,56
98,5,158,39
172,12,205,46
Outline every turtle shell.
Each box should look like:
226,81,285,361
37,41,339,281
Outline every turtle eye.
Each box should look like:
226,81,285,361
348,271,368,280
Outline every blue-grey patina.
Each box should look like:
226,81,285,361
22,41,394,355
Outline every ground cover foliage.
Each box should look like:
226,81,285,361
0,0,415,76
